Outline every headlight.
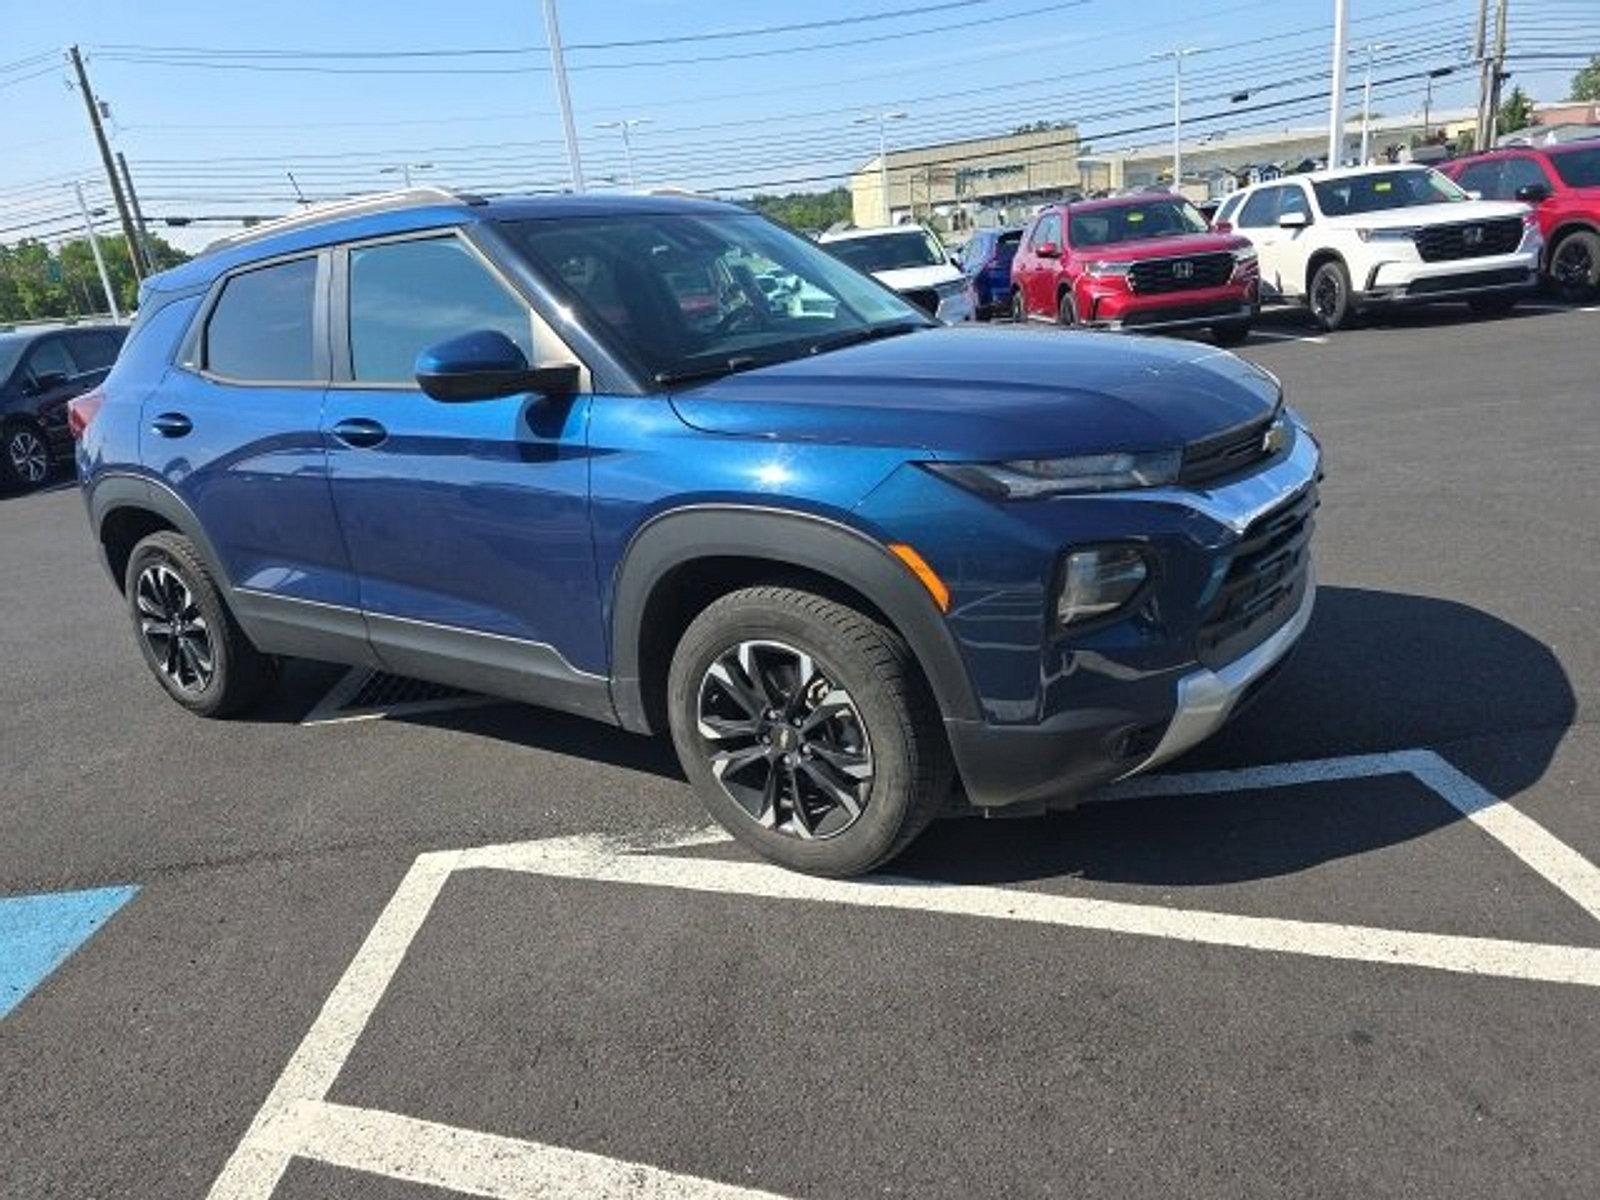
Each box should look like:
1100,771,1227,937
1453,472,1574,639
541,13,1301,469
926,449,1181,499
1084,260,1133,277
1057,546,1149,627
1355,226,1419,242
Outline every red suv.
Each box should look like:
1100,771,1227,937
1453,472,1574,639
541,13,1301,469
1442,140,1600,299
1010,193,1260,344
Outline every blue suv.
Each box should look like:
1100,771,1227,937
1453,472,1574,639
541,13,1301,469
76,189,1320,876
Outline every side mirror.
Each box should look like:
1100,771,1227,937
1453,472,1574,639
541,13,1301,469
1035,241,1060,258
1277,211,1309,229
414,330,579,403
1515,183,1551,203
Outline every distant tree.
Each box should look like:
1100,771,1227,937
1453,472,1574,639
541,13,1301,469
1497,86,1535,134
0,233,188,321
1572,55,1600,101
747,188,853,233
1010,120,1072,135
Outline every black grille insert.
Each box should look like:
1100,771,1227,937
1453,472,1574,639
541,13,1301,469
1180,415,1275,487
1413,217,1523,262
1197,485,1316,668
1128,252,1235,294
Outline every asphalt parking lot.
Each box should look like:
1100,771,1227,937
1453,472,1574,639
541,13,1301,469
2,301,1598,1199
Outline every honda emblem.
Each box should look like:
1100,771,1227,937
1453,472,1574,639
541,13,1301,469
1173,261,1195,279
1463,225,1484,246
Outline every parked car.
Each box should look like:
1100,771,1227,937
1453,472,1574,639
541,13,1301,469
75,189,1319,877
956,226,1023,319
1010,193,1260,344
1214,165,1541,330
818,225,975,323
0,324,126,491
1439,140,1600,299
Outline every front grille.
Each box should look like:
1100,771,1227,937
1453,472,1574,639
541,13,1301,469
1413,217,1523,262
899,286,939,316
1128,252,1234,294
1404,266,1531,295
1180,414,1275,486
1197,485,1317,668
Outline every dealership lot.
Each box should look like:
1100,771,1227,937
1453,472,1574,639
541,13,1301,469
2,303,1598,1199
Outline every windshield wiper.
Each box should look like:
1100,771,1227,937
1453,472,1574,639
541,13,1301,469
652,355,763,387
807,321,925,357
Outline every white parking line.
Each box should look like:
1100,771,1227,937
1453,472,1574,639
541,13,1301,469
207,749,1600,1199
1248,329,1329,344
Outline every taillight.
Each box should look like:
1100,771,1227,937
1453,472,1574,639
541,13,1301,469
68,389,104,440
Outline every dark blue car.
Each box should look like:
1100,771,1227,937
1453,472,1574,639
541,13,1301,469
957,226,1023,319
76,189,1319,876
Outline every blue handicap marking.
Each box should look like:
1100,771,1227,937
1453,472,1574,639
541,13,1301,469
0,885,139,1020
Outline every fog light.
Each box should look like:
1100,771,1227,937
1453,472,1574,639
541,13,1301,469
1057,546,1148,627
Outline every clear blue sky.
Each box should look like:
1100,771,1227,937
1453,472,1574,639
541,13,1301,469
1,0,1590,251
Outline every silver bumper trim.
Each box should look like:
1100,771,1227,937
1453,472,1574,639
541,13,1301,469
1120,561,1317,779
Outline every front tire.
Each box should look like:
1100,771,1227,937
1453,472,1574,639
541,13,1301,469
1549,230,1600,300
1308,259,1354,331
1011,289,1026,322
1,422,52,491
1056,289,1077,327
125,531,278,717
667,586,951,877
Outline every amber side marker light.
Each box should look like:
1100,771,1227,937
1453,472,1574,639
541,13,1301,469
887,542,950,612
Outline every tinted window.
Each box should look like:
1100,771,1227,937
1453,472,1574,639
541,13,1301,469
349,237,532,384
1502,157,1552,195
69,330,122,372
24,338,77,385
1033,213,1062,247
1278,185,1311,220
1454,160,1504,198
1068,198,1208,246
1215,194,1243,226
206,257,318,381
1550,146,1600,188
1312,169,1465,216
825,229,946,273
1237,187,1283,228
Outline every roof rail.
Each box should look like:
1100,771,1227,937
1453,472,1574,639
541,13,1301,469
202,187,473,253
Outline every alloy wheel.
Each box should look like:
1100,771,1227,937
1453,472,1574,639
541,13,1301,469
696,639,874,840
1312,273,1341,321
6,429,49,485
135,562,215,694
1553,240,1594,292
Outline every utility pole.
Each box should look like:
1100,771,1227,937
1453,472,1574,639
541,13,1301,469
1474,0,1492,149
1327,0,1351,167
853,111,908,224
116,152,153,269
596,118,651,188
68,45,143,280
1358,42,1395,164
1153,48,1199,189
541,0,585,192
1485,0,1510,147
70,182,121,322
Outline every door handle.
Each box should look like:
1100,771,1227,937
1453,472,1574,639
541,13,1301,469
150,412,192,438
331,417,388,449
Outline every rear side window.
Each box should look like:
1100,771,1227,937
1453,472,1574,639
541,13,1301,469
24,338,78,386
1501,157,1552,195
205,257,318,382
1236,187,1282,228
348,237,532,384
69,331,122,372
1454,160,1504,198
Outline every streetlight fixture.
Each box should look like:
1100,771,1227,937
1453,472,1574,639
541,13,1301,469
67,181,120,321
1422,66,1454,141
380,162,435,188
1357,42,1397,163
595,118,653,188
1152,48,1201,189
853,111,908,225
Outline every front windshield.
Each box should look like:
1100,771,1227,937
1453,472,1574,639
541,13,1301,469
1549,145,1600,188
1312,169,1467,216
825,229,946,273
1069,199,1208,246
500,211,928,385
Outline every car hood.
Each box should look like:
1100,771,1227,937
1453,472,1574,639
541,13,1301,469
1073,232,1249,261
1324,199,1529,229
872,263,965,291
668,327,1280,460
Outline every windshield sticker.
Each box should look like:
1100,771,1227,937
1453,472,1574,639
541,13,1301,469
1374,180,1392,192
1127,211,1145,222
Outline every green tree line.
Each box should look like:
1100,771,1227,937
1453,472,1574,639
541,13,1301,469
747,188,853,233
0,234,188,323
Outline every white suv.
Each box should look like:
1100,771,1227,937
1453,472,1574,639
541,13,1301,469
1214,165,1541,330
819,225,976,323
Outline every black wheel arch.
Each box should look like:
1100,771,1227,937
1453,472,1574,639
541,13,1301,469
1305,249,1350,296
88,473,232,595
1545,221,1600,268
608,505,980,735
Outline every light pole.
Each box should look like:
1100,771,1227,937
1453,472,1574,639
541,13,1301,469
1423,66,1454,142
68,182,120,322
596,118,652,188
1152,48,1200,190
1328,0,1351,167
853,111,908,225
541,0,585,192
380,162,434,188
1358,42,1396,163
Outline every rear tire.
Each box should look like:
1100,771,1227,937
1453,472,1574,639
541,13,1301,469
1,421,52,492
1308,259,1354,331
125,531,279,718
1549,230,1600,300
667,586,951,877
1211,320,1253,346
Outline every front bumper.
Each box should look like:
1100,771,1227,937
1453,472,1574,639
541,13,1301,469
1358,246,1541,305
1081,278,1259,332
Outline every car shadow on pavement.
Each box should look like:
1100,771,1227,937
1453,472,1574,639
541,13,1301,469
895,585,1575,886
